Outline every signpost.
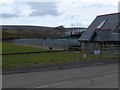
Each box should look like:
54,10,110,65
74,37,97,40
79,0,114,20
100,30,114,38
94,50,101,55
94,49,101,59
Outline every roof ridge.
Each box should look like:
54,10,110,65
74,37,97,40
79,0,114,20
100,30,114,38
98,12,120,17
95,28,112,30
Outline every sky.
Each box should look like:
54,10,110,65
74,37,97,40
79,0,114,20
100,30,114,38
0,0,119,27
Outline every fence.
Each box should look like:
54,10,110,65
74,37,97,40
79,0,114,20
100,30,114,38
101,45,120,54
14,38,80,50
2,49,119,69
81,44,120,54
2,40,119,70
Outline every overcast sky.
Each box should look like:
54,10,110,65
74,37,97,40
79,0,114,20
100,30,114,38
0,0,119,27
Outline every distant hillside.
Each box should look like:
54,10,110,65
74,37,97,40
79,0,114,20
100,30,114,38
2,25,66,39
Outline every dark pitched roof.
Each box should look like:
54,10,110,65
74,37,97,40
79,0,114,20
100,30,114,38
110,33,120,41
91,29,111,41
79,12,120,41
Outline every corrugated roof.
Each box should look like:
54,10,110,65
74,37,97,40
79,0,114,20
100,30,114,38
79,13,120,41
93,30,111,41
110,33,120,41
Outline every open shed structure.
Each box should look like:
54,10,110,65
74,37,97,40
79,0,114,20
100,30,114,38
79,12,120,53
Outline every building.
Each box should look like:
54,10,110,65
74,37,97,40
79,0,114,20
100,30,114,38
64,27,86,38
79,12,120,52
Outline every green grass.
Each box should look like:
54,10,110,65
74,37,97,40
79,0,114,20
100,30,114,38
3,52,118,69
3,52,81,68
2,42,119,69
0,42,2,54
2,42,48,54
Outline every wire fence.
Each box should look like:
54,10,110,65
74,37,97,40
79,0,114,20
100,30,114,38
2,40,119,69
82,45,120,54
14,38,80,50
3,48,119,68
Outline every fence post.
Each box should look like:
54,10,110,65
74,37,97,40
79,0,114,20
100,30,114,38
26,51,29,64
99,49,101,59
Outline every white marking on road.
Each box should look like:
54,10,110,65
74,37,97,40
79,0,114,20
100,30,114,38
37,81,72,88
103,74,118,78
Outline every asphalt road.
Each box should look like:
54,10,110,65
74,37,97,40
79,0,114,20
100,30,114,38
2,64,118,88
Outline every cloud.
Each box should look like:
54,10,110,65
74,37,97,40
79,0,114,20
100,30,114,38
15,3,34,17
119,1,120,12
55,0,119,26
1,13,19,18
56,0,118,16
82,4,115,9
1,0,119,27
27,2,60,16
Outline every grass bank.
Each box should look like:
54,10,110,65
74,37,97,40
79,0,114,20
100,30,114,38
2,42,48,54
2,42,118,69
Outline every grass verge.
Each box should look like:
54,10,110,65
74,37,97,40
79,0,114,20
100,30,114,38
2,42,119,69
2,42,48,54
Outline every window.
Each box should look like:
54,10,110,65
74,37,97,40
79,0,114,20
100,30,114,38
97,20,107,28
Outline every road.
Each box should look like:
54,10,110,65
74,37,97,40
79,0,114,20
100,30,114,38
2,64,118,88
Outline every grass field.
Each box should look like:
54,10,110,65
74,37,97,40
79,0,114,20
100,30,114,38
2,42,48,54
2,42,118,69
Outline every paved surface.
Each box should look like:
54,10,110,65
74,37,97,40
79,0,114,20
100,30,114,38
2,64,118,88
3,59,118,74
